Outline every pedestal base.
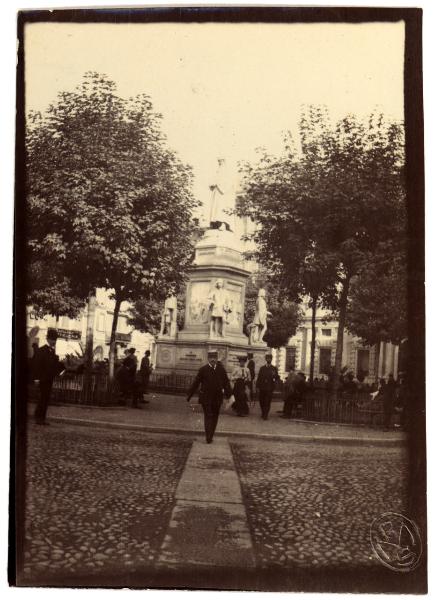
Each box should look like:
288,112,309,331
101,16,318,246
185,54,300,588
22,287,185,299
155,338,270,376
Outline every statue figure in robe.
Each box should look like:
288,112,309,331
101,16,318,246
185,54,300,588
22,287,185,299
249,288,272,344
207,279,231,337
160,295,177,337
209,158,235,232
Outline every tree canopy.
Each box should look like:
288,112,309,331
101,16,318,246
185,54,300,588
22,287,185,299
27,72,199,375
346,244,407,346
236,106,406,388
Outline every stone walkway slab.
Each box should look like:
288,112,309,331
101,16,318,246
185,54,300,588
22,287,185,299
175,438,242,504
157,438,255,569
38,393,407,447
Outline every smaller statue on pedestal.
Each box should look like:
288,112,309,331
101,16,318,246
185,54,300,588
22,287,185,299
207,279,231,338
249,288,272,345
160,295,178,337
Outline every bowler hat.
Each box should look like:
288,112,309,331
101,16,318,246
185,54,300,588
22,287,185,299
265,353,273,359
238,355,248,362
46,329,58,341
208,350,218,358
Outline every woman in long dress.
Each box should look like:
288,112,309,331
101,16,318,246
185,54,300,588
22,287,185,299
231,356,251,416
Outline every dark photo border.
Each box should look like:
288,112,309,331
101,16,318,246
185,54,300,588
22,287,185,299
12,6,425,593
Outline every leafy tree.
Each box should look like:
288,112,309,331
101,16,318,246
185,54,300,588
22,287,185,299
127,296,164,335
346,247,407,346
27,269,86,319
346,244,407,377
237,121,337,383
27,72,199,378
237,106,405,394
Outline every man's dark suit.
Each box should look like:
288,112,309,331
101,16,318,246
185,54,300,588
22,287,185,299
256,363,280,419
187,362,232,442
140,355,151,395
33,344,64,423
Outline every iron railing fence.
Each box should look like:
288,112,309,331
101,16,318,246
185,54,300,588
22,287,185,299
292,389,385,428
43,373,119,406
149,372,196,394
29,373,388,428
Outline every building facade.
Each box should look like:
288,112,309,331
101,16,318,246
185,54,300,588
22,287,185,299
273,302,399,383
27,288,155,362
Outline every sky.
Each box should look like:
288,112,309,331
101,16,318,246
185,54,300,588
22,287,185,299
24,21,405,223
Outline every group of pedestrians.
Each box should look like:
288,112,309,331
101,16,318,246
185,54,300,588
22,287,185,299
375,373,408,431
115,348,153,408
29,335,155,424
227,352,282,420
281,368,307,419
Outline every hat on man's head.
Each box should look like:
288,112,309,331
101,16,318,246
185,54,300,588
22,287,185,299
46,329,58,341
208,350,218,359
265,352,273,359
238,355,248,362
247,353,254,359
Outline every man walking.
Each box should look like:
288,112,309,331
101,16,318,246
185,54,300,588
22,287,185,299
256,353,280,420
186,350,232,443
33,329,65,425
282,367,298,418
123,348,138,407
383,373,397,431
247,353,256,402
140,350,152,398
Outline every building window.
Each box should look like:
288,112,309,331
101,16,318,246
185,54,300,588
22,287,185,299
285,347,296,371
97,313,105,332
319,347,332,375
321,328,332,337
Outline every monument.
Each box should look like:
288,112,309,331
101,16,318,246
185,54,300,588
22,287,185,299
154,159,269,377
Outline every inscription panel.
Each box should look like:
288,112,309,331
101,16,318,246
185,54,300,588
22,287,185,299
176,346,206,367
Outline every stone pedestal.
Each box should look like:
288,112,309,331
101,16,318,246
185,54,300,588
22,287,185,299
155,228,270,376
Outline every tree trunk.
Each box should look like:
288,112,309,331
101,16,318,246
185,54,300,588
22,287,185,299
83,292,97,402
108,293,122,381
332,276,351,400
374,341,381,385
309,295,318,386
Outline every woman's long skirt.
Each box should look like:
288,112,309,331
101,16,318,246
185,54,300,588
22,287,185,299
232,379,250,416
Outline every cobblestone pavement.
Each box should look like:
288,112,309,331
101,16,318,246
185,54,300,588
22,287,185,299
18,421,413,590
20,423,192,584
231,440,409,570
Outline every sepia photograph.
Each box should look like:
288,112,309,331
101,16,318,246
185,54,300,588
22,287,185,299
11,5,425,593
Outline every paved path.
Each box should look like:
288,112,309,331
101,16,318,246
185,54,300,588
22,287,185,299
18,422,418,592
35,392,406,447
158,438,255,569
